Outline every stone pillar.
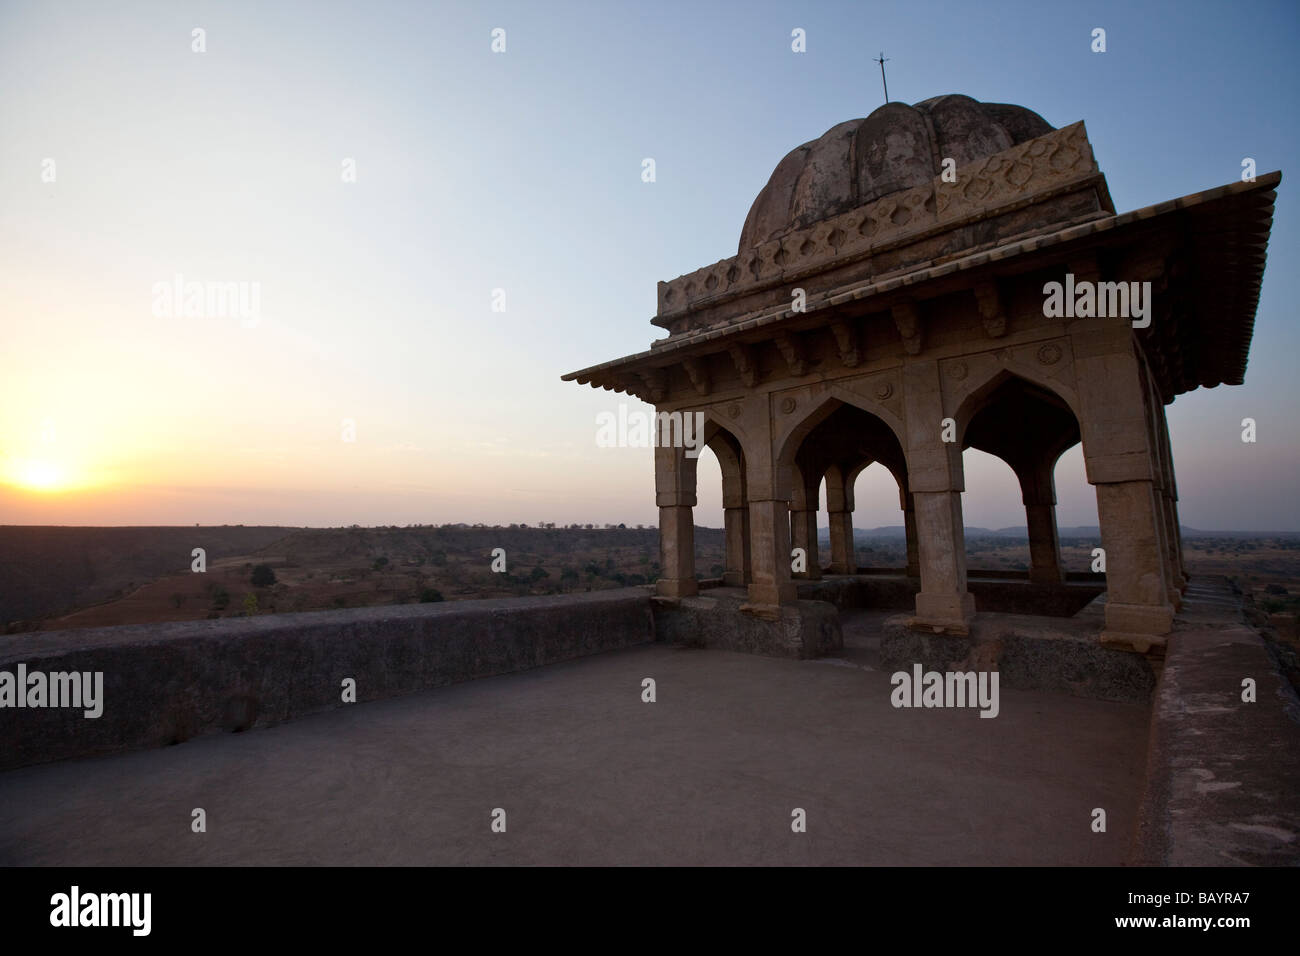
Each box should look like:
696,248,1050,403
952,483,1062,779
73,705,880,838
912,490,977,631
744,497,797,613
902,359,974,632
1156,491,1183,610
722,506,750,587
1156,409,1189,590
1025,503,1063,584
721,468,750,588
790,510,821,579
654,443,697,599
1095,480,1173,651
1072,320,1176,651
789,470,821,580
902,490,920,577
1016,457,1064,585
825,467,854,574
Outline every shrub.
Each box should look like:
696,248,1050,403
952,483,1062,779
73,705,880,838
251,564,277,587
420,588,445,603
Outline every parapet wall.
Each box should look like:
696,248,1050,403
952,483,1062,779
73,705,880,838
0,589,655,771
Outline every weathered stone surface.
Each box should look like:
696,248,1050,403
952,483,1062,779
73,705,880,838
1132,580,1300,865
0,589,655,771
879,610,1157,703
652,590,841,659
738,95,1053,251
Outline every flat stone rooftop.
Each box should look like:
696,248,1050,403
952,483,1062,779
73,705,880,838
0,610,1147,866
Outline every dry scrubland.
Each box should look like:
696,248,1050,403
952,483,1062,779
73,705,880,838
3,526,1298,636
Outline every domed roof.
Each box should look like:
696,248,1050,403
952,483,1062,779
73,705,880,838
738,94,1053,251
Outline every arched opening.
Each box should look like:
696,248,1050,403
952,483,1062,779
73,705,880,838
655,417,750,598
850,461,909,571
958,374,1090,588
692,445,727,584
782,400,909,578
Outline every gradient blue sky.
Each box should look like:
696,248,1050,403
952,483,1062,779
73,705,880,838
0,0,1296,530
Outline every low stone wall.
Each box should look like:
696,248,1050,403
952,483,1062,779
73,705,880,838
1,589,655,771
796,574,1103,618
653,590,842,659
879,611,1157,703
1131,619,1300,865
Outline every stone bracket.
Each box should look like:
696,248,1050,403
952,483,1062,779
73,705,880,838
892,302,923,355
772,331,807,377
681,356,711,397
829,317,860,367
973,281,1007,338
727,342,758,387
638,367,668,403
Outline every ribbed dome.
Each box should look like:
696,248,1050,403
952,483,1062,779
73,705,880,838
738,94,1054,252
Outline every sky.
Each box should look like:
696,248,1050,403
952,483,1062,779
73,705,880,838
0,0,1296,531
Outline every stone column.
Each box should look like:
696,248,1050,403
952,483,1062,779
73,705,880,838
912,490,977,631
657,504,697,598
902,490,920,577
789,470,822,580
1016,458,1064,585
1072,320,1176,651
744,497,797,613
1156,408,1189,590
1095,480,1174,650
654,443,697,599
825,467,854,574
902,360,974,632
721,470,750,588
722,506,750,587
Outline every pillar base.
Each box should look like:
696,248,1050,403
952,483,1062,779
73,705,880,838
1104,600,1173,635
746,581,797,607
739,602,782,622
657,578,698,599
1100,630,1169,655
909,591,975,635
1029,567,1066,586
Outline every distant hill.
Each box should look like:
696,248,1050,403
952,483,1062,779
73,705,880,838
0,526,297,624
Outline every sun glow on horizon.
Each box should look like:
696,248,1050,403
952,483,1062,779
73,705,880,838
4,458,80,493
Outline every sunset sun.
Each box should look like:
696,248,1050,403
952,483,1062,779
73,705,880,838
8,458,71,492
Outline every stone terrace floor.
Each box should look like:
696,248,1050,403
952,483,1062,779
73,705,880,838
0,610,1148,866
